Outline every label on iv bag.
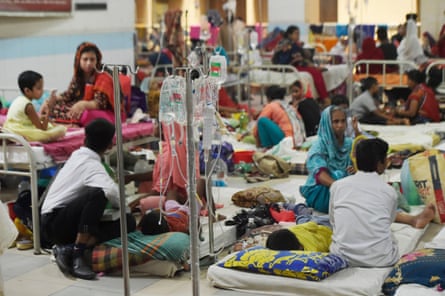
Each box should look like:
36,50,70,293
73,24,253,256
209,55,227,83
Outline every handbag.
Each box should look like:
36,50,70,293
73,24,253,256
252,152,292,178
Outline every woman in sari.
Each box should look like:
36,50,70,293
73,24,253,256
41,42,125,126
300,106,356,213
394,69,440,124
253,85,305,148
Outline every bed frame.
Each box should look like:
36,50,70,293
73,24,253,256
352,59,417,88
233,64,302,103
0,126,158,254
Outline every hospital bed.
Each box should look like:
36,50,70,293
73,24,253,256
0,121,158,254
353,59,417,88
231,64,311,103
231,63,350,103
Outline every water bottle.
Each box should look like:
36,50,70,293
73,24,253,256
245,217,256,237
239,110,248,131
134,155,150,173
210,158,228,187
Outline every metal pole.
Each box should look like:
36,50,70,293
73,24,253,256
347,17,355,104
110,65,131,296
186,69,201,296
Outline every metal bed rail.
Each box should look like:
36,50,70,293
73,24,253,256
353,59,417,88
0,132,48,254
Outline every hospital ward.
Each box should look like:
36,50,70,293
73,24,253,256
2,0,445,295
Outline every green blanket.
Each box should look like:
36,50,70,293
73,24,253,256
92,231,189,273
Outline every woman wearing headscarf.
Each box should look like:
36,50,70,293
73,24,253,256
394,69,440,124
272,25,330,106
300,106,356,213
41,42,125,126
397,19,428,70
356,37,385,74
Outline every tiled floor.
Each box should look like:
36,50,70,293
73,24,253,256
1,218,256,296
1,175,298,296
2,245,251,296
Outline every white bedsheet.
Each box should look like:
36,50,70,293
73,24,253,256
207,223,428,296
199,186,239,259
360,122,445,151
0,145,52,165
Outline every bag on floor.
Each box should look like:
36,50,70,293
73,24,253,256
408,149,445,223
253,152,292,178
231,186,285,208
0,202,18,254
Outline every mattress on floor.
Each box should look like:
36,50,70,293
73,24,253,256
199,186,241,258
360,122,445,152
207,222,429,296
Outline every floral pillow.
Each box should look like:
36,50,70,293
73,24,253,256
218,246,348,281
382,248,445,296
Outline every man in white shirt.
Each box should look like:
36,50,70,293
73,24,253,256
41,118,136,279
329,138,435,267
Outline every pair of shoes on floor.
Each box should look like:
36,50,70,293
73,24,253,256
53,245,96,280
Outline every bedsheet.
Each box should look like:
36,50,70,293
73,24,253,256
208,222,429,296
0,121,155,163
199,186,241,258
360,122,445,152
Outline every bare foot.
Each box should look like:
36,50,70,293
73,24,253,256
414,204,435,228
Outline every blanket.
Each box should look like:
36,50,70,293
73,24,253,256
91,231,189,273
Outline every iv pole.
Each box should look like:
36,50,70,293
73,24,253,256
106,64,134,296
346,0,357,104
185,68,201,296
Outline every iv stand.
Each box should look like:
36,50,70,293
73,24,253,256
185,68,201,296
106,64,134,296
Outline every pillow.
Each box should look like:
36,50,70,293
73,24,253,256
382,248,445,296
218,246,348,281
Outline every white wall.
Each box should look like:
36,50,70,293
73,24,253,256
337,0,417,25
267,0,309,42
0,0,135,101
420,0,445,39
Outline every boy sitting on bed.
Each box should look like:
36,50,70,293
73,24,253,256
329,137,435,267
3,70,67,142
41,118,136,280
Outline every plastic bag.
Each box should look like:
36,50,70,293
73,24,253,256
409,150,445,223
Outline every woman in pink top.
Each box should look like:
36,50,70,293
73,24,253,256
253,85,305,148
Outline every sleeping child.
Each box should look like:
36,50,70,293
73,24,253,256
3,70,66,142
138,195,190,235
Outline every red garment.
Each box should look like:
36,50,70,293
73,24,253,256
165,209,189,234
152,122,200,197
269,207,295,222
356,37,385,74
296,66,328,99
406,83,441,122
119,74,132,114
